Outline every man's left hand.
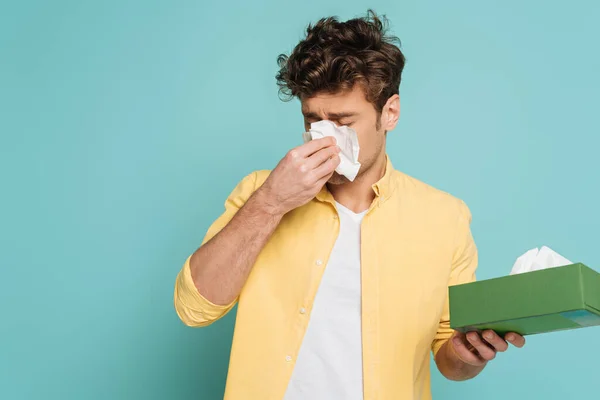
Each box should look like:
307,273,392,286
450,330,526,366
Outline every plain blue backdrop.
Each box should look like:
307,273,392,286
1,0,598,399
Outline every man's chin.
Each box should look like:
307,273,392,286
327,172,349,185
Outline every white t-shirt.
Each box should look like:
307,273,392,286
283,202,366,400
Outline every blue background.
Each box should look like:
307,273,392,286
1,0,598,399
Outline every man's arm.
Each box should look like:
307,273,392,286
189,188,283,305
432,200,480,379
433,201,526,380
174,137,341,325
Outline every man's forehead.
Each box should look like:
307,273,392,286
301,87,368,117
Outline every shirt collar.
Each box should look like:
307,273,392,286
371,154,395,201
315,154,396,204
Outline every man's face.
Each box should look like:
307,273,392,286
301,85,400,185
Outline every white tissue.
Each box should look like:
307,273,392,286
302,120,361,181
509,246,573,275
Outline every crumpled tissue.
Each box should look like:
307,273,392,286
302,120,361,181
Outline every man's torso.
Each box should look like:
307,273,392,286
221,161,468,400
283,202,366,400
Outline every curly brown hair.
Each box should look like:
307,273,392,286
276,10,406,112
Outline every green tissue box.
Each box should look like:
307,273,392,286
449,263,600,336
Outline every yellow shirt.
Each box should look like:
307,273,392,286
174,156,478,400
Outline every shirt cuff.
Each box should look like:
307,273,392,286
432,335,452,357
174,256,236,327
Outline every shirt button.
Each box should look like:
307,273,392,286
315,259,323,266
299,308,306,314
285,355,292,362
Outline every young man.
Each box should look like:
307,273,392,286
174,11,525,400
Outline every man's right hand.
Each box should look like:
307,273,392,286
256,137,341,216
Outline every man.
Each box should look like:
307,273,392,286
174,10,525,400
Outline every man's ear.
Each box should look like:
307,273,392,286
380,94,400,131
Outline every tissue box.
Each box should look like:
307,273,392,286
449,263,600,336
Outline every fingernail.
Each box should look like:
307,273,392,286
453,337,462,346
484,332,493,340
335,146,341,152
506,334,514,341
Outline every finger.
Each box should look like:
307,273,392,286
452,335,485,366
466,332,496,361
482,330,508,352
313,154,340,179
296,136,337,158
314,169,335,189
505,333,526,348
305,145,341,169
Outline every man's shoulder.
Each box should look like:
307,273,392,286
233,169,272,194
391,169,471,219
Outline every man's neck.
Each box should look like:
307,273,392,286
327,151,387,214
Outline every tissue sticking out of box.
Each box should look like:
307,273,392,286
509,246,573,275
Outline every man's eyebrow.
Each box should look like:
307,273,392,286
327,112,357,119
302,111,357,119
302,111,321,120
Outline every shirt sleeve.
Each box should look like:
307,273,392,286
174,171,258,327
431,200,478,356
